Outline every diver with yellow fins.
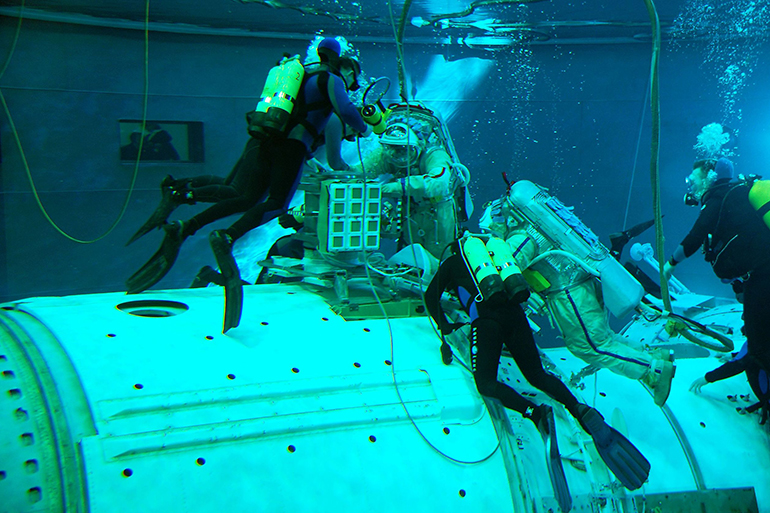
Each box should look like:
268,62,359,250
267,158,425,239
425,233,651,505
664,155,770,384
126,37,369,333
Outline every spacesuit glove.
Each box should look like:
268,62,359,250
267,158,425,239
440,341,454,365
381,181,403,195
663,261,675,282
689,376,708,393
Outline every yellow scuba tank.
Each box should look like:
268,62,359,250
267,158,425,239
485,237,530,303
250,55,305,137
460,236,504,302
361,105,389,135
749,179,770,231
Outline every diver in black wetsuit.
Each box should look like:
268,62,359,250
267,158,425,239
425,247,581,426
126,38,369,332
664,157,770,380
425,237,652,492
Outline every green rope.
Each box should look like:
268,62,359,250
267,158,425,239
0,0,150,243
643,0,671,312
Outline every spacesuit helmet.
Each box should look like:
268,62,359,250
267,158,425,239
380,122,423,168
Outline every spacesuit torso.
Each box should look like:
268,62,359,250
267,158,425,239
506,223,594,294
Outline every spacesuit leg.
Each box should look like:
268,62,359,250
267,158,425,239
547,281,653,381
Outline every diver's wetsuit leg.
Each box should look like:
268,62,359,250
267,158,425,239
470,317,539,416
225,139,307,241
183,138,271,237
503,303,581,417
187,176,241,203
743,266,770,373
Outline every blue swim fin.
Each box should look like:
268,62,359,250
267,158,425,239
537,405,572,512
578,406,650,490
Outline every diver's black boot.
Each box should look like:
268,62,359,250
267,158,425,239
126,175,195,246
190,265,224,288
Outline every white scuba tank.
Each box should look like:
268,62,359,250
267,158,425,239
506,180,644,318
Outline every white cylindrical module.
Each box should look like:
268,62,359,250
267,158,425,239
0,286,516,512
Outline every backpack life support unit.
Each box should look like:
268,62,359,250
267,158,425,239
506,180,644,318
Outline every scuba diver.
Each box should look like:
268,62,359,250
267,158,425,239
664,157,770,384
126,37,369,332
425,234,651,500
690,341,770,425
353,113,466,259
478,181,676,407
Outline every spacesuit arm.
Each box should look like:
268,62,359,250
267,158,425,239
505,232,539,270
381,147,454,199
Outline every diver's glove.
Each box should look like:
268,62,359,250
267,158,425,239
278,212,303,230
440,341,454,365
689,376,709,393
440,321,465,336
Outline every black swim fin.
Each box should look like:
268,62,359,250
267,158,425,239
578,406,650,490
210,230,243,333
126,221,186,294
126,176,191,246
536,405,572,513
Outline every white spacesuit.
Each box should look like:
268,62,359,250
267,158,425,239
356,119,465,259
479,180,675,406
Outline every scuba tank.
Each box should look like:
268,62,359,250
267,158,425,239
461,236,505,302
485,237,530,303
249,55,305,137
749,179,770,231
507,180,644,318
361,104,389,135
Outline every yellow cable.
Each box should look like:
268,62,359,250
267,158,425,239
0,0,150,243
